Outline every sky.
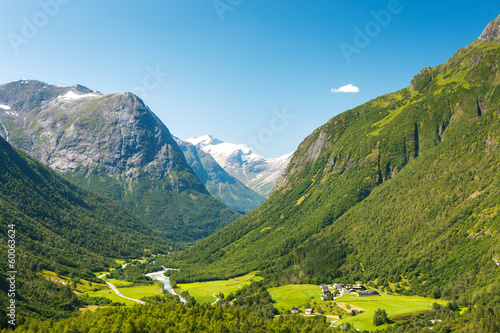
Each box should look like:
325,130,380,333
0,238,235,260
0,1,499,158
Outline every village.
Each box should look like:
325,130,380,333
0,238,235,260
292,283,380,315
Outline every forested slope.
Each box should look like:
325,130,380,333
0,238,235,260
167,18,500,304
0,135,169,320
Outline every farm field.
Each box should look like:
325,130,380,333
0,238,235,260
177,272,263,304
106,278,132,287
268,284,323,312
84,289,137,306
40,270,104,293
335,292,448,331
117,284,163,300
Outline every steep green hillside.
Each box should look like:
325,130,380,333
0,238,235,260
176,138,266,213
63,169,239,243
0,135,170,320
167,25,500,302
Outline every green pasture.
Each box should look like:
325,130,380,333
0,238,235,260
177,272,262,304
268,284,323,312
335,292,447,331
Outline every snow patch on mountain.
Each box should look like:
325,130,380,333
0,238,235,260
186,135,293,197
58,90,101,101
0,104,11,110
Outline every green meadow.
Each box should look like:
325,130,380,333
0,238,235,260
268,284,323,312
117,284,163,300
335,292,448,331
106,278,132,287
84,289,137,306
40,270,105,294
177,272,263,304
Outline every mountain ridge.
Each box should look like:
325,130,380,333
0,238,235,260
0,81,240,243
186,135,293,197
175,137,266,213
167,17,500,306
480,14,500,41
0,134,169,319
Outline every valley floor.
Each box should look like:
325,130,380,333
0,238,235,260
177,272,262,304
334,293,447,331
41,262,451,332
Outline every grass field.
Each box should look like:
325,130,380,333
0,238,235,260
84,281,161,305
117,284,163,300
85,289,137,306
114,259,126,265
268,284,323,312
334,292,447,331
177,272,263,304
40,270,104,294
106,278,132,287
79,305,99,312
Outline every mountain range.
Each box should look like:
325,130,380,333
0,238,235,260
174,138,266,213
186,135,293,197
168,15,500,306
0,81,240,243
3,13,500,333
0,134,168,319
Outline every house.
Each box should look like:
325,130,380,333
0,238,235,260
321,284,330,294
341,287,350,294
305,308,313,315
332,283,344,289
348,285,367,293
357,290,380,297
321,295,328,301
350,285,367,291
323,289,332,296
291,307,300,314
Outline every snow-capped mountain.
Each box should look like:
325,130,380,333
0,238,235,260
186,135,294,197
175,137,266,212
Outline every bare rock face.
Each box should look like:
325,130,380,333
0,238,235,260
0,80,240,243
0,80,189,184
479,14,500,42
175,137,266,212
186,135,293,197
273,128,329,191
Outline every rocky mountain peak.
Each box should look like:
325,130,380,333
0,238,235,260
0,80,240,243
188,134,224,147
72,84,98,94
479,14,500,41
0,81,183,181
185,135,293,197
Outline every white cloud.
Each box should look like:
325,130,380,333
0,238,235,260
330,84,359,93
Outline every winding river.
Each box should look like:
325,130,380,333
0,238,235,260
145,267,187,304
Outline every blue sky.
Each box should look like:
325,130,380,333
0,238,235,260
1,1,499,157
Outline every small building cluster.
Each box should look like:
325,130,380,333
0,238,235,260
291,283,381,315
320,284,332,301
357,290,380,297
329,283,380,298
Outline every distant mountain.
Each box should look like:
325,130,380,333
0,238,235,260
0,135,169,319
175,138,265,213
0,80,240,243
170,14,500,305
186,135,293,197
